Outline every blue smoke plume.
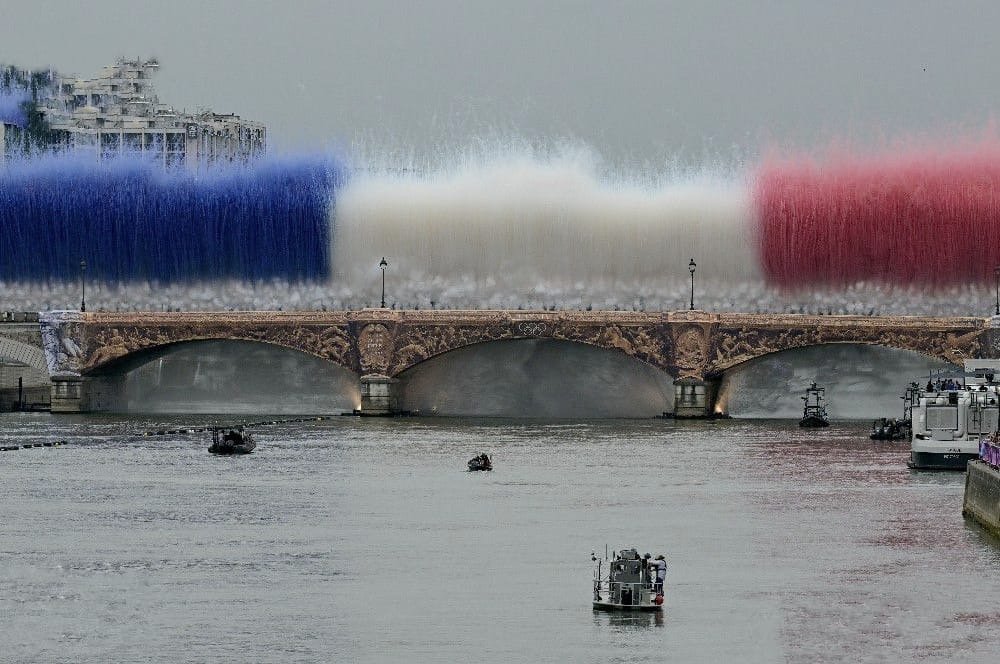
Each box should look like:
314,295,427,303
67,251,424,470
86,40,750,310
0,153,345,283
0,89,28,127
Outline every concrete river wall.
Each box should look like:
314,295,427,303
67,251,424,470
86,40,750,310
963,459,1000,538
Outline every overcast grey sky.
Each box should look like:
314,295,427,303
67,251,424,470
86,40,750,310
4,0,1000,166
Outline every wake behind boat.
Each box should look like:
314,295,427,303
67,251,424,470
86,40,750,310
208,427,256,455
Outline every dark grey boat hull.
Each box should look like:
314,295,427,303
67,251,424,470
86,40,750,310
592,601,662,612
907,451,976,470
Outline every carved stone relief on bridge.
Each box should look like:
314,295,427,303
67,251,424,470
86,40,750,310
516,321,548,337
81,322,355,374
707,323,987,375
385,320,673,376
39,313,84,376
69,312,994,384
358,323,393,374
672,324,710,379
556,322,671,374
389,323,511,375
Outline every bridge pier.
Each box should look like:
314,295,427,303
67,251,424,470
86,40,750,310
673,376,721,419
50,376,85,413
50,375,125,413
358,374,401,416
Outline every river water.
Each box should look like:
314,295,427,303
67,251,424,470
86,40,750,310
2,414,999,663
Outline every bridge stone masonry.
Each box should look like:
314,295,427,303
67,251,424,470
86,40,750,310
0,312,50,410
29,309,1000,416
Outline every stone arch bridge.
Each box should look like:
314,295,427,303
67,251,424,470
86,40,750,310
36,309,1000,416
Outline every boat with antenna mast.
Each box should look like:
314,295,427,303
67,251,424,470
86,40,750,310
799,382,830,428
592,547,665,612
870,382,919,441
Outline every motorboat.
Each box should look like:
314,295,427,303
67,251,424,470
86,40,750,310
592,548,665,612
869,417,908,441
909,361,1000,470
208,427,256,455
799,382,830,428
468,453,492,471
871,382,919,440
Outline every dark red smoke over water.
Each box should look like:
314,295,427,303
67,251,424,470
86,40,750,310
755,143,1000,288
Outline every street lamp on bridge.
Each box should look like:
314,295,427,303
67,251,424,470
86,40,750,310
80,259,87,313
688,258,697,310
379,257,388,308
994,265,1000,316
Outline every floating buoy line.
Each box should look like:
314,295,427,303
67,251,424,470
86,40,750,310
1,416,334,452
1,441,68,451
138,416,333,437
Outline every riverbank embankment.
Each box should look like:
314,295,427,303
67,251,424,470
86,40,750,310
963,460,1000,538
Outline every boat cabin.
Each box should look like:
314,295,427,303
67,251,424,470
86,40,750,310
592,548,663,612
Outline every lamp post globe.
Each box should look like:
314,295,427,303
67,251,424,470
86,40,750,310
379,257,388,308
688,258,697,310
80,259,87,313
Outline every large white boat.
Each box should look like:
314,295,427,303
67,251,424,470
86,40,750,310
909,360,1000,470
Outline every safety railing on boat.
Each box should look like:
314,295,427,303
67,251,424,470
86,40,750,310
593,580,656,604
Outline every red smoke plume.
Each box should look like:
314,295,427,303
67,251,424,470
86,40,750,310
755,140,1000,288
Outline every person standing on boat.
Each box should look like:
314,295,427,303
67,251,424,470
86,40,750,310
651,555,667,595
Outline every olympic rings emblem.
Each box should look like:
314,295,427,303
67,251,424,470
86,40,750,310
517,321,547,336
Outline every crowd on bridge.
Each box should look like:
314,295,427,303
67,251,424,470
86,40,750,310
2,278,997,317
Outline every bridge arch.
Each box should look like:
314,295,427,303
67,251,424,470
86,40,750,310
0,336,47,373
705,323,988,379
394,337,675,417
81,324,357,377
715,342,952,419
0,337,51,409
83,335,357,377
82,338,362,414
713,340,963,378
390,332,674,378
384,321,673,377
57,310,997,416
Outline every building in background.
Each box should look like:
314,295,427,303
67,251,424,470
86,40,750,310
1,58,265,167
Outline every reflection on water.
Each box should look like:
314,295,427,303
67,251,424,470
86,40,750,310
594,610,666,629
1,414,998,663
